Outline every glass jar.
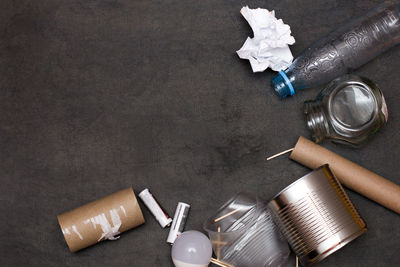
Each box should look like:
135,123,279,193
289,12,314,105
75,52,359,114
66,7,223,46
304,75,388,146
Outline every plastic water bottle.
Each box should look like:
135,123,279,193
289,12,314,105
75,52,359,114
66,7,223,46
271,1,400,98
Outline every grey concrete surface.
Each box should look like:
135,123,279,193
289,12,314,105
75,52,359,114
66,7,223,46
1,0,399,266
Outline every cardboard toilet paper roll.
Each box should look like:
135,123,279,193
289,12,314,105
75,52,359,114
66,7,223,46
290,136,400,214
57,187,145,252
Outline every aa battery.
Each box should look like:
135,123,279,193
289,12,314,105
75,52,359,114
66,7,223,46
167,202,191,244
138,188,172,228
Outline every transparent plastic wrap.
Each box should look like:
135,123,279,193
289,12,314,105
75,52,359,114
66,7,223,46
203,193,290,267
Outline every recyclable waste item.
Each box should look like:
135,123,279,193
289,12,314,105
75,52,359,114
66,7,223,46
203,192,290,267
236,6,295,72
304,75,388,146
57,187,145,252
171,230,212,267
167,202,191,244
271,1,400,98
268,165,367,266
267,136,400,214
139,188,172,228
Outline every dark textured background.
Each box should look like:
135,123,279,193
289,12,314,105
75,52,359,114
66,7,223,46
1,0,400,266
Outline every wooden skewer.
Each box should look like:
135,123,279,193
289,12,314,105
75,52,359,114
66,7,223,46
210,257,232,267
212,208,241,223
296,256,299,267
266,148,294,161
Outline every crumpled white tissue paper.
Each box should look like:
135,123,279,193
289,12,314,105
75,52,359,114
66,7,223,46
236,6,295,72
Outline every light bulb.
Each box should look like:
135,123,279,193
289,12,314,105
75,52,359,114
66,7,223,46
171,230,212,267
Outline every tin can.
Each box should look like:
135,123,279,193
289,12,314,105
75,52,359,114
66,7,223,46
268,165,367,266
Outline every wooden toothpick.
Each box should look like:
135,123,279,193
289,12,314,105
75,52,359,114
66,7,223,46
212,240,227,245
210,257,232,267
296,256,299,267
212,208,241,223
266,148,294,161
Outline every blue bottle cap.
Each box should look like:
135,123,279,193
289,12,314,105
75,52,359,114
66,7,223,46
271,71,296,98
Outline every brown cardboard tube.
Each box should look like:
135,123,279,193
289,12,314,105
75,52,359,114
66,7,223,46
289,136,400,214
57,187,145,252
